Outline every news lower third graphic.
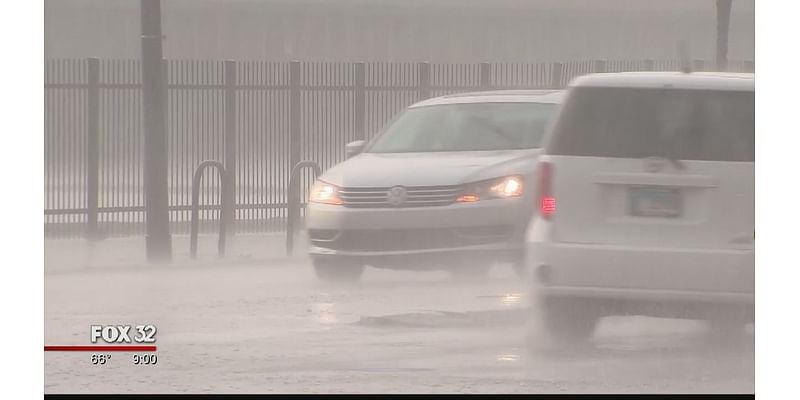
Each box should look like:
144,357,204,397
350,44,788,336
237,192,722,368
44,325,158,365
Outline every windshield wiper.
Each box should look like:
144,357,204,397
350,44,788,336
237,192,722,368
669,157,686,170
644,155,685,171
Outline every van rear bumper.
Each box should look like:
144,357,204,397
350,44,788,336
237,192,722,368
528,240,754,304
539,285,753,304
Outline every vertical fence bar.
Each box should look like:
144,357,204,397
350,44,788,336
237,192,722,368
479,62,491,89
644,59,655,71
693,59,705,72
86,57,100,240
550,62,563,89
161,58,169,231
224,60,237,236
288,61,302,231
289,61,301,171
417,62,431,100
716,0,732,71
592,60,607,73
354,62,366,140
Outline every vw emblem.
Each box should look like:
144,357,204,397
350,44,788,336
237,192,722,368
386,186,408,206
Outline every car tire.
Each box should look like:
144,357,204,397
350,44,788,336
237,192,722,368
509,250,528,278
511,261,527,278
449,262,491,281
536,296,601,344
312,258,365,283
705,316,751,349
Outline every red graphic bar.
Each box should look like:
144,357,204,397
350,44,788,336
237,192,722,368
44,345,157,352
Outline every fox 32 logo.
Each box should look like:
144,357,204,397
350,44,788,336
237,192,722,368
90,324,157,344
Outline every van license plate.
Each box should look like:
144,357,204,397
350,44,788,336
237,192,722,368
629,187,681,218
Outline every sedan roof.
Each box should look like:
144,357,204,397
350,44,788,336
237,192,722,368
409,89,564,108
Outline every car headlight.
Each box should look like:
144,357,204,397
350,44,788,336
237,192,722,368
309,180,343,205
456,175,524,203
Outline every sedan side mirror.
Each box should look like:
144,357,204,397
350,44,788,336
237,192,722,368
345,140,366,158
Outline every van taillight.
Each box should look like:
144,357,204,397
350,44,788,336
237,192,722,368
537,161,555,220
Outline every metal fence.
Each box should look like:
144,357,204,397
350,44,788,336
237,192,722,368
44,58,755,238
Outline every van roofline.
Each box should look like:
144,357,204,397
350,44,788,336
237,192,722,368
570,72,754,91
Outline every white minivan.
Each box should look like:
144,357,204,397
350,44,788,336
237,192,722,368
525,72,754,341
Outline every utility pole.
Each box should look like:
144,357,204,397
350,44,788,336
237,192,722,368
716,0,733,71
140,0,172,261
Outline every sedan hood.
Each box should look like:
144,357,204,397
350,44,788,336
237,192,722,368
320,149,542,187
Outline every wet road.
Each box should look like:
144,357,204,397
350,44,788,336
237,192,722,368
44,260,754,393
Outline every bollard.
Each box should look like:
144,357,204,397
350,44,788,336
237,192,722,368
190,160,229,259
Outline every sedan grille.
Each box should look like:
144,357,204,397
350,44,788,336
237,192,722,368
339,185,462,208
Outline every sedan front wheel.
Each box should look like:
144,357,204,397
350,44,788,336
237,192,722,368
312,258,365,283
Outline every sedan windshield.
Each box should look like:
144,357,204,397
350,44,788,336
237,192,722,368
367,102,557,153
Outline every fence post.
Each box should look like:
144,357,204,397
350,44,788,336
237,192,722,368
417,62,431,100
353,62,366,140
550,62,563,89
693,59,705,72
223,60,237,238
288,60,302,231
644,59,655,71
140,0,172,261
86,57,100,241
592,60,607,73
479,62,491,90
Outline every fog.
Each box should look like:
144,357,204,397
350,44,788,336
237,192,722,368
44,0,754,394
46,0,754,61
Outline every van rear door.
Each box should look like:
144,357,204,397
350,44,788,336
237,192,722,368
542,86,754,250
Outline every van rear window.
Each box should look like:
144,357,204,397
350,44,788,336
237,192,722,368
545,87,754,162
